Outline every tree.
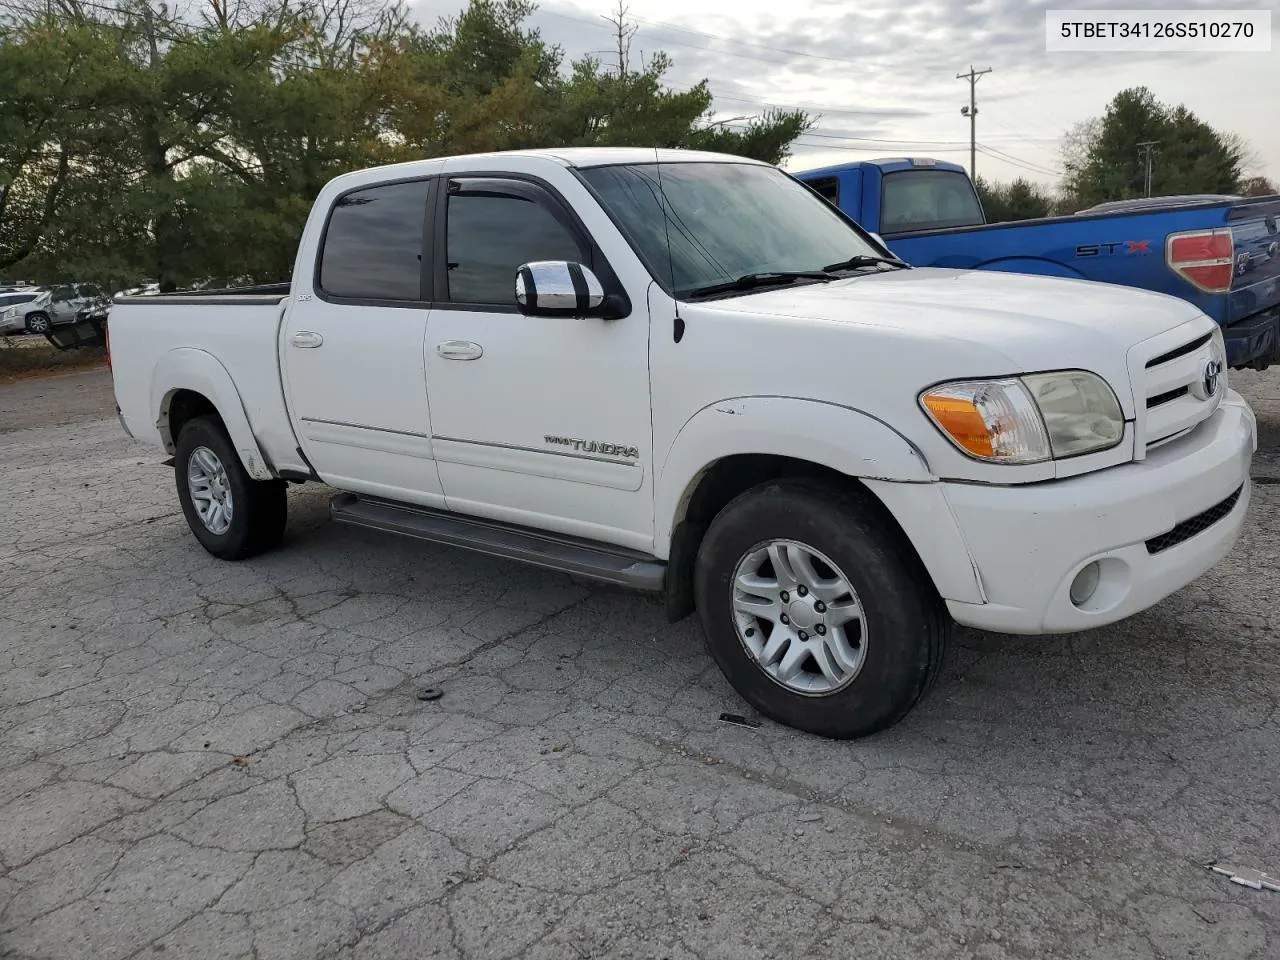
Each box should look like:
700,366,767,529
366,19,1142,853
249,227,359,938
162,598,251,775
1062,87,1244,206
974,176,1055,222
1240,176,1276,197
1,0,813,289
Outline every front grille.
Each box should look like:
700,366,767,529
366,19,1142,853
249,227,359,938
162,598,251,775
1145,332,1212,369
1145,484,1243,554
1137,327,1222,449
1148,385,1188,408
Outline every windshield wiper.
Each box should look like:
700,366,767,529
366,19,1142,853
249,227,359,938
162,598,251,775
821,254,909,272
683,271,837,299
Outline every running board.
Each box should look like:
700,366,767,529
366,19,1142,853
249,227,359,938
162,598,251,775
329,494,666,592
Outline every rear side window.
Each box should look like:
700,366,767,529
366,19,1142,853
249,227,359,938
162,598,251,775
0,293,35,306
319,180,431,301
805,176,840,205
881,170,984,233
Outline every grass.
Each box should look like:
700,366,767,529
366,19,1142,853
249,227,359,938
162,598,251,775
0,337,106,382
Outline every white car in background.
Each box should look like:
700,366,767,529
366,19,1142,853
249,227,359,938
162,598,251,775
0,289,47,334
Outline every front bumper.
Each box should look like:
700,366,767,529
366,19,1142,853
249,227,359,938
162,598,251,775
940,390,1256,634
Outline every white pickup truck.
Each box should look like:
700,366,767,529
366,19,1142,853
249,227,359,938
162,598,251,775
109,147,1257,739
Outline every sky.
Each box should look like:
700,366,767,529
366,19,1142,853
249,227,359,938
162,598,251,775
408,0,1280,191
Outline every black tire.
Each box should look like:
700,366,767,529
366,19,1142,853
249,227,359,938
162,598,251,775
694,478,949,739
25,312,50,334
174,415,287,560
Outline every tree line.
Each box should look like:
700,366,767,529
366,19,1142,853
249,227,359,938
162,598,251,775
3,1,1271,285
979,85,1270,223
1,0,809,290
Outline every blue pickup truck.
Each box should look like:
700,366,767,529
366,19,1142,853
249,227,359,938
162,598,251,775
793,157,1280,370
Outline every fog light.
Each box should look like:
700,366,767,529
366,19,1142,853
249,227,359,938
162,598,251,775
1069,561,1101,606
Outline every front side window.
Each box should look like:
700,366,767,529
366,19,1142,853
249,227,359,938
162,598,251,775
319,179,430,301
444,184,583,305
51,285,75,302
579,162,878,298
880,170,984,233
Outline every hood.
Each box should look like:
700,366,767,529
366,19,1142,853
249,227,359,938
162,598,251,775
703,267,1206,363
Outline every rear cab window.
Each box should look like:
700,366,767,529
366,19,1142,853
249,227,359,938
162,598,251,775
318,179,432,302
880,170,984,234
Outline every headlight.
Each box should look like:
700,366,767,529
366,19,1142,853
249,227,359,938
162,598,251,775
920,370,1124,464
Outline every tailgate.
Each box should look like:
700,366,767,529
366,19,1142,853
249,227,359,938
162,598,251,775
1224,199,1280,361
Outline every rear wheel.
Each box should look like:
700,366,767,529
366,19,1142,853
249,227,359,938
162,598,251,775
694,478,949,739
174,415,287,560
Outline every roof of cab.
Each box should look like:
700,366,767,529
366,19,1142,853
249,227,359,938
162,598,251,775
448,146,770,168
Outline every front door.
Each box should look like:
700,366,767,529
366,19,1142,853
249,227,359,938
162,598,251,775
281,172,446,507
423,174,654,551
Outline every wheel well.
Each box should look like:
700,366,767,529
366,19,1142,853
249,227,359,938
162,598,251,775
161,389,222,453
662,454,929,623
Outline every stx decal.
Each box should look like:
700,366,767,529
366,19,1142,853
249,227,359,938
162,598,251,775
1075,240,1152,258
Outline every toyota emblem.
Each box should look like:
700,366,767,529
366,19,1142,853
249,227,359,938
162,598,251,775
1192,358,1222,400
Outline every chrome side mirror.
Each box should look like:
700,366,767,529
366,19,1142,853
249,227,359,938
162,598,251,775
514,261,607,317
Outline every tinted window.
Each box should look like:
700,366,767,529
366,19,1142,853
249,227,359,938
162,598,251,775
445,187,583,305
880,170,984,233
0,293,36,306
580,162,879,298
806,176,840,204
319,180,430,300
51,285,75,301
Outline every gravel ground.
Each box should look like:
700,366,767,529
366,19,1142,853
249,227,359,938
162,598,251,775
0,367,1277,960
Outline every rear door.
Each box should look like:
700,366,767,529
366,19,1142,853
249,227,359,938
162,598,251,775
280,169,447,507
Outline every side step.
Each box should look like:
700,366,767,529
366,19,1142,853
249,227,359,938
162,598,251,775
329,493,666,592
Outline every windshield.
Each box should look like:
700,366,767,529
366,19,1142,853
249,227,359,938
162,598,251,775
880,170,984,233
578,161,880,299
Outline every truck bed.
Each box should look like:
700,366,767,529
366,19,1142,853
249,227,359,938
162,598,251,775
109,287,305,476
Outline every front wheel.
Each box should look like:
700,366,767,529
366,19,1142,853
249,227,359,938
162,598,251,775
174,415,287,560
694,479,949,739
24,312,50,334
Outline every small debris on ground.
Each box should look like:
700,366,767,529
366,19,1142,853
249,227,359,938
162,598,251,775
416,686,444,702
1209,863,1280,891
718,713,761,728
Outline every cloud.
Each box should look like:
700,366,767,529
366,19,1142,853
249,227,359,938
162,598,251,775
407,0,1280,186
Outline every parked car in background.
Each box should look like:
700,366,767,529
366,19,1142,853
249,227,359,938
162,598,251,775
793,158,1280,370
12,283,110,334
114,282,160,299
0,290,44,334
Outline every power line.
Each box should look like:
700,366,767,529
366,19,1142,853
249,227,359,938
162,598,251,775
976,144,1062,178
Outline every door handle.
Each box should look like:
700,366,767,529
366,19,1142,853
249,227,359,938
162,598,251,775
436,340,483,360
290,331,324,348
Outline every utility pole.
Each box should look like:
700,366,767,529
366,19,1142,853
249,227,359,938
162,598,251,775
956,65,992,179
1137,141,1159,197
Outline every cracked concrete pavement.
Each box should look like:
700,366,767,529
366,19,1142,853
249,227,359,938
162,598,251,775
1,366,1277,960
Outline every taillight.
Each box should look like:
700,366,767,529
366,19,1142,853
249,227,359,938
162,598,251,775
104,321,111,371
1166,227,1234,293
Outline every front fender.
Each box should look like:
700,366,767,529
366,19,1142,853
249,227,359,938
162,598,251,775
150,348,274,480
655,396,933,554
